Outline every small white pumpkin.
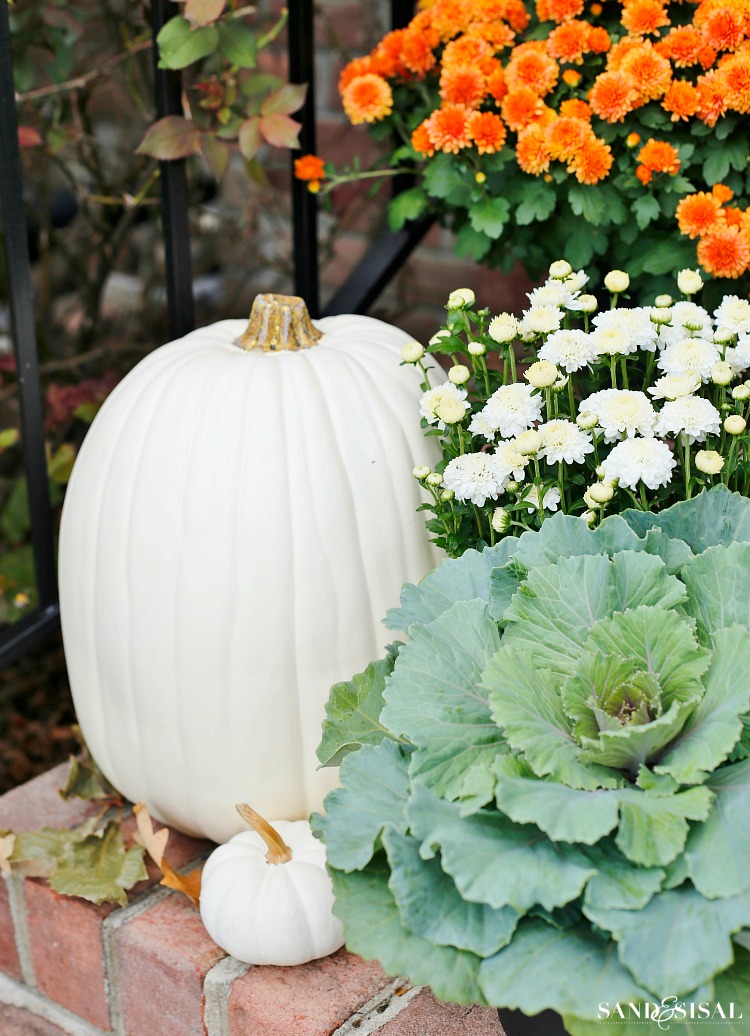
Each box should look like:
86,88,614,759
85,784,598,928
199,804,344,966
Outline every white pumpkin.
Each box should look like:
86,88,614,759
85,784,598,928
59,295,440,844
199,804,344,966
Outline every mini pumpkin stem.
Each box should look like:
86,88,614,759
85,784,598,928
236,803,293,864
237,294,323,352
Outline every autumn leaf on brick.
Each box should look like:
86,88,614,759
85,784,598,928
9,815,101,880
59,725,120,802
134,803,202,908
136,116,202,161
50,821,148,907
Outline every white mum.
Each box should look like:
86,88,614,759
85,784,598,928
419,382,469,425
657,338,720,382
658,302,713,347
538,329,598,372
492,439,529,482
584,389,657,441
522,484,561,512
518,305,564,338
441,453,502,506
483,383,544,438
469,410,498,441
592,307,659,354
648,372,702,400
654,397,722,444
727,335,750,372
714,296,750,338
602,437,676,490
538,420,594,465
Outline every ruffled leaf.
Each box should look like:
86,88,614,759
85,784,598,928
622,487,750,555
615,786,713,867
317,653,399,767
582,843,665,911
509,513,643,570
683,543,750,642
684,758,750,899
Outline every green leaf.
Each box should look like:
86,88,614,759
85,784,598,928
568,185,606,224
622,488,750,554
135,116,201,160
238,117,262,159
423,155,471,204
454,224,493,261
656,627,750,784
10,817,100,878
383,830,519,957
614,786,713,868
313,740,410,872
684,758,750,899
200,133,230,180
682,542,750,640
407,782,596,913
484,647,622,790
515,182,556,225
59,749,116,802
632,193,661,231
217,21,257,67
468,196,511,239
49,821,148,906
156,16,218,69
0,478,30,543
381,600,503,798
703,150,731,186
386,539,518,633
586,887,750,997
260,83,307,116
329,855,486,1004
510,513,642,571
479,920,651,1018
641,238,696,275
317,655,398,767
582,843,665,911
387,188,427,231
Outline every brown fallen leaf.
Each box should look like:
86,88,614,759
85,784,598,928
160,859,203,908
133,803,202,908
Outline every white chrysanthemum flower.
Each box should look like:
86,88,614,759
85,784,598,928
523,484,561,512
436,397,469,425
538,329,598,372
591,326,634,357
727,335,750,372
658,338,720,382
484,383,544,438
449,364,471,385
488,314,518,344
525,360,559,388
419,382,468,425
527,282,571,309
647,372,702,400
492,439,529,482
677,269,703,296
711,361,733,386
695,450,724,475
538,420,594,465
568,293,597,314
714,296,750,337
518,305,564,338
725,415,746,435
654,397,722,443
447,288,475,310
469,410,498,441
593,307,659,353
564,269,589,293
584,389,657,441
602,437,676,490
657,302,713,347
441,453,501,506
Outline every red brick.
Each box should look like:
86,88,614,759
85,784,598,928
0,764,99,834
228,948,389,1036
0,1004,69,1036
373,989,505,1035
23,880,112,1030
115,891,224,1036
319,5,373,53
0,878,21,980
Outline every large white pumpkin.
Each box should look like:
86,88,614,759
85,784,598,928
59,296,440,844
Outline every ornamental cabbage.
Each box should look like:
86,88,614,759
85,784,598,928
314,487,750,1033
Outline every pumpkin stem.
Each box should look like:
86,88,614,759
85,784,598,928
235,803,293,865
237,294,323,352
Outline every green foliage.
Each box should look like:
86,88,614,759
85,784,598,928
315,489,750,1027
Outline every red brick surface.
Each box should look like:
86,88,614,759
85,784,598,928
0,878,21,981
0,1005,69,1036
374,989,506,1035
228,948,390,1036
115,891,224,1036
0,765,99,834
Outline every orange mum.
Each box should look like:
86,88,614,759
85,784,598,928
720,52,750,113
547,20,594,63
339,57,374,93
637,138,681,175
699,8,747,52
545,115,593,160
440,65,487,108
294,155,326,182
560,98,592,119
424,104,473,153
506,43,560,96
371,31,408,78
536,0,584,23
487,66,509,104
621,0,669,36
568,136,614,183
466,21,516,49
411,122,435,157
467,110,508,153
515,123,552,174
713,183,735,204
656,26,704,68
341,74,394,125
696,69,730,124
676,192,724,238
442,35,493,70
662,79,700,120
589,70,638,121
400,27,440,76
697,225,750,278
424,0,472,39
501,86,546,129
620,43,673,101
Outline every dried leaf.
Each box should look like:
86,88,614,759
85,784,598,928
258,113,301,150
50,821,148,906
185,0,226,27
201,133,230,180
0,833,15,875
135,116,202,161
133,803,169,868
10,815,101,879
59,728,118,802
160,859,202,908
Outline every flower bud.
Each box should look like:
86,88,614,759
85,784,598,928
684,319,704,333
583,488,601,509
525,360,559,388
449,364,471,385
447,288,476,310
582,509,597,528
468,340,486,356
577,411,599,430
588,482,614,503
440,489,455,502
413,465,431,480
492,506,511,533
436,398,467,425
714,329,735,346
724,414,746,435
625,132,641,149
549,260,572,280
654,294,673,308
695,450,724,475
595,464,606,479
650,307,673,326
553,374,569,392
505,480,520,494
711,361,733,386
677,269,703,296
429,329,451,346
475,171,486,184
604,270,629,293
515,429,542,455
488,314,518,343
426,471,444,487
577,294,598,314
732,384,750,401
401,340,425,363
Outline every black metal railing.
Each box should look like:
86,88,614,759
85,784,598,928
0,0,432,669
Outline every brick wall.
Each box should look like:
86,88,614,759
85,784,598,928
0,764,506,1036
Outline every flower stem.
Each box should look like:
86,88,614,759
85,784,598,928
683,433,692,499
567,377,576,421
473,504,485,543
620,358,629,390
609,357,618,390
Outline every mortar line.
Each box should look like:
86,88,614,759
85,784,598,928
3,871,36,988
203,955,253,1036
0,968,107,1036
330,978,421,1036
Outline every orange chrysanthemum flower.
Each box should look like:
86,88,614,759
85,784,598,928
339,57,374,93
466,21,516,49
411,122,435,157
620,43,673,100
294,155,326,182
506,44,560,96
662,79,700,120
515,123,552,174
607,35,647,71
697,225,750,278
400,27,441,76
696,69,730,123
699,8,747,52
536,0,584,23
589,70,639,121
487,66,509,103
656,26,704,67
547,20,593,63
426,0,472,39
588,27,612,53
499,0,532,33
713,183,735,204
637,138,681,174
371,31,408,78
440,65,487,107
424,104,473,153
559,97,593,119
724,207,745,229
468,110,508,153
621,0,669,36
636,165,653,184
442,34,493,70
720,52,750,113
626,131,641,147
676,192,724,238
545,115,593,160
568,136,614,183
501,85,547,129
341,74,394,124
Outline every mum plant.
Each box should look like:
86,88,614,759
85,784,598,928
299,0,750,298
403,260,750,557
314,487,750,1032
